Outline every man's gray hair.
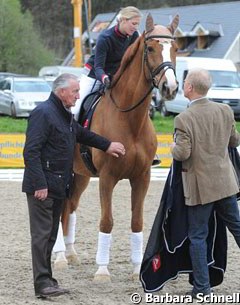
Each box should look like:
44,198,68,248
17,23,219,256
187,68,212,95
52,73,79,93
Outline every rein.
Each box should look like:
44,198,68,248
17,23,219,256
110,34,176,113
110,86,153,113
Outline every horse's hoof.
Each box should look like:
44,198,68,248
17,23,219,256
93,266,111,283
133,264,141,274
53,259,68,271
130,264,140,281
131,272,140,281
93,274,111,283
66,254,80,266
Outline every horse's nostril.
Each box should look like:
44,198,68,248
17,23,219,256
160,81,179,101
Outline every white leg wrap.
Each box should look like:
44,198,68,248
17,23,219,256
65,212,76,245
53,221,66,253
130,232,143,265
96,232,112,266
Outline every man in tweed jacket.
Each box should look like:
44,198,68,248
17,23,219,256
171,68,240,298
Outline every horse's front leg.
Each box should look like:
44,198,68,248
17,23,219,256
53,174,90,270
94,174,117,282
130,170,151,278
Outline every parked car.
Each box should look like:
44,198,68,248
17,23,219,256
0,76,51,117
0,72,28,82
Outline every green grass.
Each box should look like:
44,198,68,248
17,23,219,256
152,112,240,133
1,112,240,134
152,112,174,133
0,116,28,133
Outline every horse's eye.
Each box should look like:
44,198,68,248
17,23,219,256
147,46,154,52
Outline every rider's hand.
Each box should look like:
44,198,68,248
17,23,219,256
106,142,125,158
103,75,111,89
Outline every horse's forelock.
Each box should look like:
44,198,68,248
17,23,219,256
150,25,172,37
112,35,144,83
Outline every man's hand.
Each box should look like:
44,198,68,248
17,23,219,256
106,142,126,158
34,188,48,201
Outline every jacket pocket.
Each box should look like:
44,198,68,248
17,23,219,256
44,170,66,196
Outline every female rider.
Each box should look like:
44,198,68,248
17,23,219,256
71,6,142,120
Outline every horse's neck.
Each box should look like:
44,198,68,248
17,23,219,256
111,55,151,114
110,74,151,135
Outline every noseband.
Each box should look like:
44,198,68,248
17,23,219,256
110,35,176,112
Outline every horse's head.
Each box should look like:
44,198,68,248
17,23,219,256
144,14,179,100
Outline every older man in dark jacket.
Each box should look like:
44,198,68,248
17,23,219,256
22,73,125,299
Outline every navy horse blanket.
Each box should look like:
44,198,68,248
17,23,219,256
140,160,228,293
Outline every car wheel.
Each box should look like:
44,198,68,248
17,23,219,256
160,101,170,117
10,102,17,118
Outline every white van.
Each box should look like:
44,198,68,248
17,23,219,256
39,65,87,88
39,65,86,78
161,57,240,117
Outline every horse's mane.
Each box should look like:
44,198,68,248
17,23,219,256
112,34,145,85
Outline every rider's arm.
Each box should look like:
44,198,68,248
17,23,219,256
94,35,110,83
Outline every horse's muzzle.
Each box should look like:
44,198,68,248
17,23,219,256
161,81,179,101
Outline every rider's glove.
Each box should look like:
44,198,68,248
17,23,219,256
102,75,111,89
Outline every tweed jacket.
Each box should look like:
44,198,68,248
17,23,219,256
172,98,240,206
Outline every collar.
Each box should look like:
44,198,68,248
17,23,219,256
189,96,207,106
50,92,73,120
114,25,128,38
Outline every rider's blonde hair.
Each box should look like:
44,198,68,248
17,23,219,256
116,6,142,22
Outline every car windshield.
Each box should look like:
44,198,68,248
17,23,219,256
210,71,240,88
14,81,51,92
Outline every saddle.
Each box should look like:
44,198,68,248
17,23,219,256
78,91,102,176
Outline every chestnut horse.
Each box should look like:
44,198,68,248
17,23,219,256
57,14,179,281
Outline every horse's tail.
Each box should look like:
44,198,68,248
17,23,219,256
61,173,91,235
61,199,72,235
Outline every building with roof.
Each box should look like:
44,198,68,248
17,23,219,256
65,1,240,67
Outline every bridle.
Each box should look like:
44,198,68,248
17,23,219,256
144,35,176,88
110,34,176,113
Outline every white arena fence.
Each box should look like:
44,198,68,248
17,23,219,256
0,168,169,182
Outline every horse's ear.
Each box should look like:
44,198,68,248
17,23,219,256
145,13,154,33
167,14,179,34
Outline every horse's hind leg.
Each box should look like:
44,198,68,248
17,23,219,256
130,172,151,279
53,174,90,270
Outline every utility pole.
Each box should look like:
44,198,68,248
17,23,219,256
84,0,92,54
88,0,91,24
71,0,83,67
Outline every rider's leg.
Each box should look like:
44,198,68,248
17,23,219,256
71,74,101,121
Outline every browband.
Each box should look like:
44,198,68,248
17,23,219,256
145,35,175,41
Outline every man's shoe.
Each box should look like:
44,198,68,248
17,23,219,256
52,283,70,294
186,290,212,299
36,286,69,298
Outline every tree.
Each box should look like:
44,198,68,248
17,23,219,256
20,0,73,62
0,0,55,75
